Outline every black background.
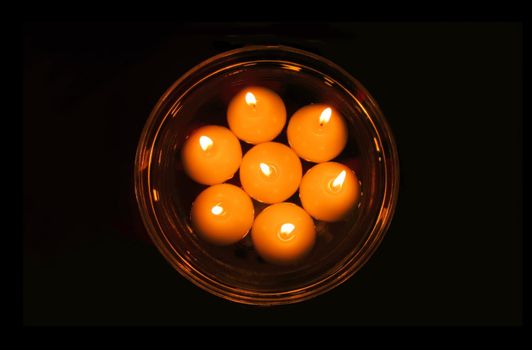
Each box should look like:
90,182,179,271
23,22,522,326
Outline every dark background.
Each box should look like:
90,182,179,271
23,22,522,326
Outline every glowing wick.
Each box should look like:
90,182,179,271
199,135,213,151
245,92,257,107
319,107,332,126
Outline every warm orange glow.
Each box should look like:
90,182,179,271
228,87,286,144
277,223,296,242
323,77,334,87
191,184,254,246
152,189,160,202
259,162,273,177
252,203,316,265
245,92,257,107
330,170,347,191
373,136,381,153
140,150,149,171
211,203,224,216
319,107,332,126
300,162,359,222
288,104,347,162
199,135,213,151
240,142,301,203
281,64,302,72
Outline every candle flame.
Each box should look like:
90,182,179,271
199,135,213,151
319,107,332,126
245,92,257,107
211,203,224,216
280,223,295,234
259,162,273,176
331,170,347,190
278,223,296,242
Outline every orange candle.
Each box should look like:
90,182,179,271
181,125,242,185
191,184,254,246
299,162,360,222
287,104,348,163
227,86,286,144
240,142,302,204
252,202,316,265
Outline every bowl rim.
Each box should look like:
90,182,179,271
134,44,400,306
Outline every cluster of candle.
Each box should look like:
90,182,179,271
181,86,361,265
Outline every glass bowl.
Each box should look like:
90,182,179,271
134,45,399,305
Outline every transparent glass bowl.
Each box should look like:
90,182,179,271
134,45,399,305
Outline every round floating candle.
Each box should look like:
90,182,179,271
299,162,360,222
191,184,254,246
181,125,242,185
287,104,348,163
239,142,302,204
227,86,287,144
252,202,316,265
